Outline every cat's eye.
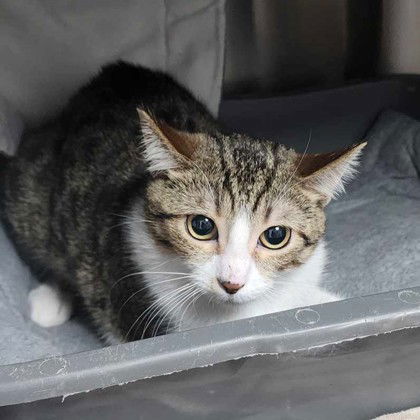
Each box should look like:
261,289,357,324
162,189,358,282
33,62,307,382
259,226,291,249
187,215,218,240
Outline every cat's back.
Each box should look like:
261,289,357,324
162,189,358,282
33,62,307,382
61,61,219,136
0,61,220,275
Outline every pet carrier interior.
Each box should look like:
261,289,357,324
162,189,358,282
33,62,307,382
1,1,420,419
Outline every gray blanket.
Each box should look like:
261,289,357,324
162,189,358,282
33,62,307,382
1,110,419,365
324,110,420,297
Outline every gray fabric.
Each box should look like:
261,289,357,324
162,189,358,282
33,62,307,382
1,110,419,365
324,110,420,297
0,0,225,126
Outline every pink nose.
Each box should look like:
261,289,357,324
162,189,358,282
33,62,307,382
217,279,244,295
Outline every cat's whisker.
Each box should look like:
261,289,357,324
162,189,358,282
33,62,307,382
127,270,192,276
110,212,154,224
148,257,180,271
207,293,216,310
106,220,142,233
110,270,193,291
116,274,192,299
129,218,155,226
117,275,193,315
125,283,194,341
153,287,200,337
164,289,198,335
172,288,203,324
107,213,155,234
139,284,196,339
148,286,198,337
175,290,204,332
134,283,194,332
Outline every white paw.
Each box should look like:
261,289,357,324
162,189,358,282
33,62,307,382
28,284,72,327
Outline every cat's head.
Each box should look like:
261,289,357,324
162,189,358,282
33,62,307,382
130,109,365,305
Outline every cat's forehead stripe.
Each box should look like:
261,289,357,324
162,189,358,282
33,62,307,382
252,142,279,212
216,138,281,212
215,136,236,211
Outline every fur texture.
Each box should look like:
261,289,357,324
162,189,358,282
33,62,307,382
0,62,365,342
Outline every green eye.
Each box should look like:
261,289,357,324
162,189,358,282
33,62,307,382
187,215,217,240
259,226,291,249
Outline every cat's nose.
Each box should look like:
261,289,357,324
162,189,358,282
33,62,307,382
217,279,244,295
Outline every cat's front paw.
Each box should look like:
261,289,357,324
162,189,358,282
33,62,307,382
28,284,72,327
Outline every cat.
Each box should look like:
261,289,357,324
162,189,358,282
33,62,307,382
0,61,366,343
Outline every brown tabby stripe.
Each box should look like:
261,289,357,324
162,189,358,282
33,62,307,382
215,136,235,211
300,232,317,247
252,143,279,212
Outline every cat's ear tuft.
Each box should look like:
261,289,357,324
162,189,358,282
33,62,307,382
137,108,201,173
298,142,367,203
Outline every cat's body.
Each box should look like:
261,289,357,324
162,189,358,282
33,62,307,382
0,62,363,342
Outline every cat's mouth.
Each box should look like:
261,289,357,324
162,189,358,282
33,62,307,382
215,292,258,306
207,281,258,305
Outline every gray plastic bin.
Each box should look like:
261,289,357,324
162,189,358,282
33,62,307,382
1,78,420,419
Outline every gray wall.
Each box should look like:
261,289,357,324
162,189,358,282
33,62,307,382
223,0,408,98
381,0,420,75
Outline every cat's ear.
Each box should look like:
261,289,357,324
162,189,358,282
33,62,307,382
137,108,202,173
298,142,367,203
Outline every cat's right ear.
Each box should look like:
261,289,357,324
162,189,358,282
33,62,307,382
137,109,202,174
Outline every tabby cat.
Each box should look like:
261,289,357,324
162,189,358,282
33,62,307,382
0,62,365,343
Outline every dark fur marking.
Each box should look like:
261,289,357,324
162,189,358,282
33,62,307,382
300,232,317,247
215,136,235,211
252,143,279,212
154,238,173,250
265,206,273,221
214,188,221,215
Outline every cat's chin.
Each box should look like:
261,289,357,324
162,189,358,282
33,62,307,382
205,290,263,306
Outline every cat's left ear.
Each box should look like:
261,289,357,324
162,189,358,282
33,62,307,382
298,142,367,203
137,108,203,173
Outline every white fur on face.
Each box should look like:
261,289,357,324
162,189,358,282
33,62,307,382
195,211,268,304
127,203,340,334
186,241,338,329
